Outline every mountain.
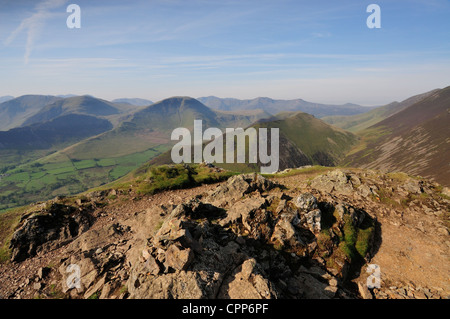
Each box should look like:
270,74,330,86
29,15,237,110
22,95,121,126
343,86,450,186
0,114,113,150
198,96,375,118
322,90,438,132
61,97,272,160
0,95,63,131
112,98,153,107
0,97,271,212
148,110,359,172
0,96,14,103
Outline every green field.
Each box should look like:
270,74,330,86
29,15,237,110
0,145,170,212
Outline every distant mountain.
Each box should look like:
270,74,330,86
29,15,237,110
0,96,14,103
61,97,272,160
0,96,273,211
0,114,113,150
343,86,450,186
198,96,375,118
112,98,153,107
22,95,121,126
57,94,78,98
0,95,63,131
322,90,438,132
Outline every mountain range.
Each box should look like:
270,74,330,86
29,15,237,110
0,87,448,213
198,96,375,117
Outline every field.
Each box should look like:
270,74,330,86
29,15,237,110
0,145,170,212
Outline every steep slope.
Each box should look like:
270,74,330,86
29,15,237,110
250,111,359,169
198,96,374,117
0,95,63,131
322,90,439,132
22,95,121,126
343,86,450,186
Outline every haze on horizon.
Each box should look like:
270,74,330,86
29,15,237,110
1,0,449,106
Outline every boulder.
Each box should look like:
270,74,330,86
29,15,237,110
206,173,276,206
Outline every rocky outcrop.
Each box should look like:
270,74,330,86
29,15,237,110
3,168,447,300
126,175,376,299
9,203,93,262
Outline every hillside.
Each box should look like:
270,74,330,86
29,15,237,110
0,114,112,150
22,95,122,126
149,110,358,172
198,96,375,118
0,96,14,103
0,95,63,131
0,97,271,212
322,90,438,132
343,86,450,186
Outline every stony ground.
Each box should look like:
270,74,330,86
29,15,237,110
0,167,448,299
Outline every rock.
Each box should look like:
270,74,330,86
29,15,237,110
305,209,321,233
33,283,42,291
142,249,151,260
164,245,193,271
37,267,49,280
128,271,205,299
207,173,276,206
358,282,372,299
402,180,422,194
357,184,372,197
310,170,353,195
84,276,106,299
349,174,361,187
219,197,267,227
100,282,112,299
271,215,297,247
9,203,92,262
143,255,160,275
294,193,318,211
442,187,450,197
293,273,337,299
218,258,277,299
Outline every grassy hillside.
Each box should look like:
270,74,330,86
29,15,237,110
322,90,437,132
146,110,359,173
22,95,121,126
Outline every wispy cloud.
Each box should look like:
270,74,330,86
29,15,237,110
4,0,67,64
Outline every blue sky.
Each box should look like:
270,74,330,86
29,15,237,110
1,0,449,105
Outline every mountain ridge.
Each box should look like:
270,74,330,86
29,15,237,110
343,86,450,186
198,96,375,117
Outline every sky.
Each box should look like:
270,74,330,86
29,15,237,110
0,0,449,105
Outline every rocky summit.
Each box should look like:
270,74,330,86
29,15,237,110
0,168,448,300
